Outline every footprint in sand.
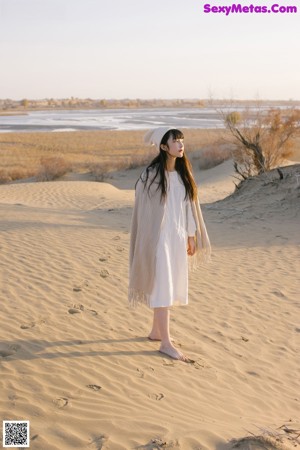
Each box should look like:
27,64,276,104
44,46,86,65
136,368,145,379
10,344,21,352
116,246,125,252
86,384,102,391
68,304,85,314
162,359,175,367
53,397,69,408
20,319,45,329
149,393,164,401
272,289,286,298
275,235,288,241
68,305,98,316
0,349,16,358
99,257,108,262
112,236,120,241
73,304,85,310
100,269,109,278
193,359,209,370
73,280,89,292
68,308,81,314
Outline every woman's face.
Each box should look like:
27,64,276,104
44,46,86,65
164,135,184,159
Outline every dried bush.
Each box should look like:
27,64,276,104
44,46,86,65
0,168,35,184
224,107,300,181
89,162,115,181
0,170,11,184
37,156,70,181
192,144,232,170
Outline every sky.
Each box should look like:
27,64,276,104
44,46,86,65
0,0,299,100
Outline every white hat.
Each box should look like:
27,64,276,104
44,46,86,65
144,127,174,151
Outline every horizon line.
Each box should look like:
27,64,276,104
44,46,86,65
1,97,299,103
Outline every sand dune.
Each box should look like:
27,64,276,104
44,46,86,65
0,161,299,450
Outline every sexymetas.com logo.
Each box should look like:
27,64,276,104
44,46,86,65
203,3,297,14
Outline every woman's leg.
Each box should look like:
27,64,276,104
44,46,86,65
148,307,162,340
150,307,190,361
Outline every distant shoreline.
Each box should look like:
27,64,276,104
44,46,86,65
1,98,299,116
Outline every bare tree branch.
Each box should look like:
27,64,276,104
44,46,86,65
224,106,300,182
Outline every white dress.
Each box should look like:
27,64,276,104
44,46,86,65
149,171,197,308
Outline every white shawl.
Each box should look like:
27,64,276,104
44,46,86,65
128,168,211,307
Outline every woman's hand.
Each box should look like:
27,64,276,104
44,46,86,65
187,236,196,256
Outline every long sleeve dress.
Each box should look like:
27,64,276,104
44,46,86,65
149,170,196,308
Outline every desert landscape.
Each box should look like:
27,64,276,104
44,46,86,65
0,129,299,449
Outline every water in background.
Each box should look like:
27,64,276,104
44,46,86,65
0,104,291,133
0,107,234,133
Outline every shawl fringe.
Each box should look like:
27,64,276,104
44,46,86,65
128,288,150,309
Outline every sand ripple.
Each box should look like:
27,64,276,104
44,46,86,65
0,166,299,449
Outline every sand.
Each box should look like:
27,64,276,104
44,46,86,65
0,160,299,450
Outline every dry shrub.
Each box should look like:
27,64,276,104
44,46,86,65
193,144,232,170
0,168,35,184
89,162,116,181
224,107,300,180
0,170,11,184
37,156,70,181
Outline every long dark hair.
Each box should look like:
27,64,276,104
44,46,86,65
136,129,198,202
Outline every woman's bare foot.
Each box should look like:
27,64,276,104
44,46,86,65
159,343,191,362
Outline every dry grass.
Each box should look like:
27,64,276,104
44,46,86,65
192,143,233,170
37,156,71,181
0,128,226,183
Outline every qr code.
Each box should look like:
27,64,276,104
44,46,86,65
3,421,30,448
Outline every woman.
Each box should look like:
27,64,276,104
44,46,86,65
129,127,211,362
